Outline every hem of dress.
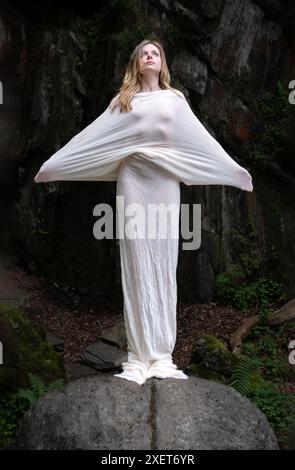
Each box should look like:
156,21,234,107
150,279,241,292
113,355,189,386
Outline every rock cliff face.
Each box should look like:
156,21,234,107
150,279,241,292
0,0,294,303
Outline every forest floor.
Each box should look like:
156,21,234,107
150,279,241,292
10,268,295,393
4,266,259,370
2,265,294,393
1,265,294,450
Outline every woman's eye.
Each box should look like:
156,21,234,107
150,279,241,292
142,51,159,56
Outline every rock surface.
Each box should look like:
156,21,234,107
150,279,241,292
17,374,279,450
80,339,127,369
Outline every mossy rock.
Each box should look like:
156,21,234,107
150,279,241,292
186,335,240,382
186,363,229,383
0,303,65,394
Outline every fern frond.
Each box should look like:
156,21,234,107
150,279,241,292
28,373,48,399
16,389,36,405
230,356,261,397
15,374,64,406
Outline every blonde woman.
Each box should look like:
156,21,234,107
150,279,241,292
35,38,253,385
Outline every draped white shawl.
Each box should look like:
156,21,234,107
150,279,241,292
34,89,253,191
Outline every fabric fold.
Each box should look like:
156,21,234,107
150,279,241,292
114,352,188,386
34,89,253,192
113,155,187,386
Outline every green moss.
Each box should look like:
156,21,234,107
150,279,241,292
186,363,228,384
0,303,65,394
187,335,240,382
247,81,295,169
202,334,227,351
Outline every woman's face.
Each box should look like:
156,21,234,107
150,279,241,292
138,43,162,77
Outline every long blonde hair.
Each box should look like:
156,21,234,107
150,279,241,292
109,39,182,113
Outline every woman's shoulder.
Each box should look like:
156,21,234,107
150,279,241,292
170,88,186,101
108,93,122,113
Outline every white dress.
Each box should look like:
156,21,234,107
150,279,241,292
114,155,187,385
34,88,253,385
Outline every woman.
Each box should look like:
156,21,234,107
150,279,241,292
34,39,253,386
111,40,191,386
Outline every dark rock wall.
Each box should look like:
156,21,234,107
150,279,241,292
0,0,294,305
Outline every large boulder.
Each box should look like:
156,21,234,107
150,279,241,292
16,373,279,450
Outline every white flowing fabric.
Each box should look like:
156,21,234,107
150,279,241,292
114,155,186,385
34,89,253,190
34,88,253,385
